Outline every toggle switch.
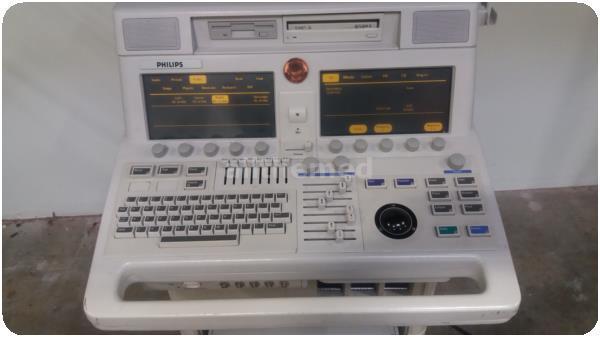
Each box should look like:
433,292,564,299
317,196,327,210
327,221,336,234
335,229,344,243
325,189,334,201
345,205,355,224
337,181,348,194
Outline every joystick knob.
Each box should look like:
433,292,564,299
151,143,168,158
328,139,343,153
203,143,219,157
353,139,368,153
404,138,420,152
229,142,244,156
178,143,194,157
447,153,466,170
378,138,394,152
431,137,446,151
302,157,320,174
254,141,269,156
332,155,350,172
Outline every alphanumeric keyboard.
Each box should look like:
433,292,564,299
114,193,291,246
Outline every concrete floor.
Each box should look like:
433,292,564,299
2,186,597,334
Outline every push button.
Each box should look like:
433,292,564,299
455,176,476,187
130,165,153,177
461,203,485,215
187,166,207,176
394,178,416,188
436,226,460,237
467,225,490,237
428,190,451,201
365,178,387,189
458,190,480,201
431,204,454,215
158,165,180,176
426,177,447,187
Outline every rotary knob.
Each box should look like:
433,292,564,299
203,143,219,157
378,138,394,152
447,153,466,170
151,143,168,158
332,155,350,172
431,137,446,151
353,139,368,153
177,143,194,157
328,139,343,154
302,156,320,174
229,142,244,156
254,141,269,156
404,138,420,152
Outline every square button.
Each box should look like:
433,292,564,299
365,178,387,189
187,166,207,176
431,204,454,215
428,190,451,201
426,177,447,187
157,165,180,176
436,226,460,237
467,225,490,237
455,176,476,187
458,190,481,201
394,178,416,188
461,203,485,215
130,165,153,177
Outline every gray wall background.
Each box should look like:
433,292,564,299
3,3,598,218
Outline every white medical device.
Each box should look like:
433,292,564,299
84,3,519,332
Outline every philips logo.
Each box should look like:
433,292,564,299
156,61,183,68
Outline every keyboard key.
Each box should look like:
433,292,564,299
213,224,226,235
266,223,285,234
130,216,142,226
259,212,272,222
240,223,252,235
143,216,156,226
159,234,239,247
155,205,167,216
227,224,239,234
232,204,244,213
226,194,238,204
129,206,142,216
201,195,213,204
156,216,168,226
125,197,137,206
117,217,130,227
221,214,233,224
182,215,194,226
162,196,175,205
213,195,226,204
188,195,201,204
188,225,201,235
238,194,250,203
207,204,219,215
137,196,150,205
175,225,187,236
134,226,147,238
263,193,275,202
251,194,262,203
208,214,220,225
201,225,213,235
244,203,256,213
116,206,129,217
115,227,134,238
193,204,206,214
253,223,265,235
148,226,160,237
247,213,258,223
150,196,162,205
258,203,269,212
169,215,182,226
195,214,207,225
167,205,180,215
175,195,188,205
142,206,154,215
234,213,246,223
181,205,193,215
161,226,174,236
219,204,231,214
273,212,292,223
275,193,287,202
270,202,282,212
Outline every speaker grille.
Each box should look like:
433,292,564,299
123,18,180,51
412,10,470,44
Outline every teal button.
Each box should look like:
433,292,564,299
436,226,459,237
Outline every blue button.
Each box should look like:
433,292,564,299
366,178,386,188
395,178,415,187
467,225,490,236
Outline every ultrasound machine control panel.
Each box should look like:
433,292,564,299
84,3,519,332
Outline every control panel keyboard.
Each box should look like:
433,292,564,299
114,192,291,247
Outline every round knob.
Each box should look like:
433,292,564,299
353,139,368,153
283,58,309,83
254,141,269,156
431,137,446,151
447,153,466,170
332,155,350,172
302,157,320,174
177,143,194,157
404,138,420,152
229,142,244,156
203,143,219,157
378,138,394,152
328,139,343,154
151,143,168,158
